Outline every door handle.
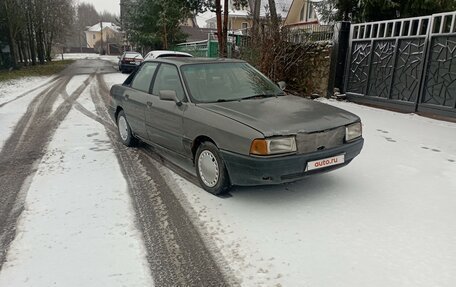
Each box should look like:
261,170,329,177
125,94,130,100
146,101,153,108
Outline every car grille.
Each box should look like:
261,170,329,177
296,126,345,154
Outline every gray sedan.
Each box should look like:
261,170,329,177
109,58,364,195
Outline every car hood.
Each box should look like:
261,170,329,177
197,95,360,137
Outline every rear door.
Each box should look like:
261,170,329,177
123,62,159,139
146,64,186,155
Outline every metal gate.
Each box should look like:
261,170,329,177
345,11,456,118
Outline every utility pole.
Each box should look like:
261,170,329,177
100,20,103,55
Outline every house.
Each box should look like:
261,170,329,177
85,22,123,53
283,0,331,29
283,0,334,42
259,0,293,20
205,4,251,35
180,26,217,42
205,0,293,34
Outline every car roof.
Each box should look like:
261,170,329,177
143,57,246,66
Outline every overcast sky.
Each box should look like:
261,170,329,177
81,0,120,15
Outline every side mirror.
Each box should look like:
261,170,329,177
278,81,286,91
159,90,182,106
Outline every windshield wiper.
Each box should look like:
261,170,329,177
239,93,284,101
216,99,236,102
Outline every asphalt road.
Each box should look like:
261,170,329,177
0,60,235,286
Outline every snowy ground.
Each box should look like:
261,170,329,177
160,99,456,287
54,53,120,65
0,70,153,286
1,66,455,286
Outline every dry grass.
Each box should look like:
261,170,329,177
0,60,74,82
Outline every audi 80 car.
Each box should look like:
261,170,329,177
109,58,364,195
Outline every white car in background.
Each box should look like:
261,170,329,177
144,50,193,60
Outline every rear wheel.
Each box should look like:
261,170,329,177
117,110,137,147
195,142,231,195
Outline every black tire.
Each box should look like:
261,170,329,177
195,142,231,195
116,110,137,147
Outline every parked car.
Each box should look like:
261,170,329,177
144,50,192,60
118,51,144,73
109,58,364,195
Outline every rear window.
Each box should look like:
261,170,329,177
125,52,143,59
157,54,192,58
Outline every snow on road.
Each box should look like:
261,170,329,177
3,67,455,287
0,76,153,286
162,99,456,287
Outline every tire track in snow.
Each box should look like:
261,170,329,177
0,76,61,108
90,74,237,286
0,72,94,268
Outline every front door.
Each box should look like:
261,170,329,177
146,64,186,155
124,62,159,139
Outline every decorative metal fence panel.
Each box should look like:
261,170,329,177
345,12,456,117
419,12,456,116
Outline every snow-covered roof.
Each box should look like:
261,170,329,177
87,22,121,32
260,0,293,19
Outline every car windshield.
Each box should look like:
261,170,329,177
181,62,284,103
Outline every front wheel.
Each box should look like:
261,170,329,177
117,110,137,147
195,142,231,195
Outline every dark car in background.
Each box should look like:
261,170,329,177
118,51,144,73
109,58,364,195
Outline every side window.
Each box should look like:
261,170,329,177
131,63,158,93
152,64,186,101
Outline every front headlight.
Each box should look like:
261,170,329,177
346,122,362,142
250,137,297,156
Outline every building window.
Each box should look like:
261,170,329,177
93,34,96,40
300,4,306,21
307,1,316,21
300,1,316,22
241,22,248,30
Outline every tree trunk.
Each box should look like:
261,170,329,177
19,34,28,65
268,0,279,40
163,20,168,49
36,28,45,64
26,0,36,65
251,0,261,38
27,18,36,65
45,31,54,62
4,0,18,68
215,0,224,57
222,0,229,57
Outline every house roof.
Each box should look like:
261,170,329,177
87,22,121,32
180,26,217,42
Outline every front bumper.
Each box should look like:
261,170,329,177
220,138,364,186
